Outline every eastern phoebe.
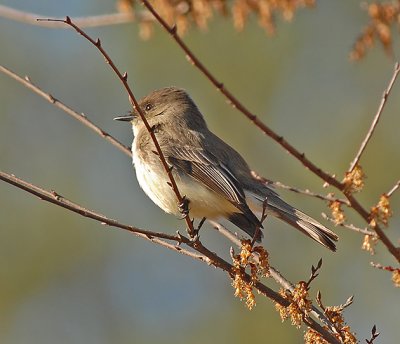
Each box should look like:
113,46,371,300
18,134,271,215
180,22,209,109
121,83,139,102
114,87,338,251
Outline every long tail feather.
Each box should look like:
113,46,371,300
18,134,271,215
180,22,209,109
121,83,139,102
267,196,338,251
246,191,338,251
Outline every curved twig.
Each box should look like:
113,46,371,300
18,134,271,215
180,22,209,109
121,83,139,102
0,5,136,28
348,63,400,172
0,171,200,258
251,170,350,206
37,16,196,237
321,213,376,236
386,180,400,198
0,65,131,157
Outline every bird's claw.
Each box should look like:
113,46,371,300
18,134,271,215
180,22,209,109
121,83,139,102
178,196,190,218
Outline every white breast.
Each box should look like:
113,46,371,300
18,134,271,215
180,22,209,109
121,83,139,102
131,141,238,219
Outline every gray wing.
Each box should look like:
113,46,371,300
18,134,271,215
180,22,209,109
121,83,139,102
167,146,246,205
167,146,262,228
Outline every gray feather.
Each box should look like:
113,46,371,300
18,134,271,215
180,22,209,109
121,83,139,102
264,194,338,251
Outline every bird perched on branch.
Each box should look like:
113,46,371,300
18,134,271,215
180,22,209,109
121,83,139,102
115,87,338,251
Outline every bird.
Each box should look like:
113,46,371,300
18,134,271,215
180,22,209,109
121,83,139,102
114,87,338,251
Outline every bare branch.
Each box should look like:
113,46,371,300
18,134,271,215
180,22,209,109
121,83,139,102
305,258,323,288
365,325,380,344
321,213,376,236
348,62,400,172
0,5,136,28
370,262,399,272
0,64,131,158
386,180,400,198
251,170,350,206
37,17,197,237
0,171,208,260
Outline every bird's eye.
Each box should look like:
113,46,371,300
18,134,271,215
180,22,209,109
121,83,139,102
145,103,153,111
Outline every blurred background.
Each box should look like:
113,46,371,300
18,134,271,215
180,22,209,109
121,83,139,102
1,1,399,343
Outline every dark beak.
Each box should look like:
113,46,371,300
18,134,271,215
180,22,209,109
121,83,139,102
113,114,135,122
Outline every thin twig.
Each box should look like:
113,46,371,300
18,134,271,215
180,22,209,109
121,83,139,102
386,180,400,198
321,213,376,236
370,262,400,273
365,325,380,344
0,65,131,158
0,5,137,28
348,62,400,172
0,4,190,28
38,16,196,237
251,170,350,206
0,171,205,261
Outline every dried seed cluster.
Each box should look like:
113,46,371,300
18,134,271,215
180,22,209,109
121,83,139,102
361,234,378,254
351,1,400,60
121,0,315,38
304,327,328,344
343,165,365,194
231,239,270,310
275,281,312,328
325,306,357,344
370,194,393,227
392,269,400,287
329,200,346,225
316,294,357,344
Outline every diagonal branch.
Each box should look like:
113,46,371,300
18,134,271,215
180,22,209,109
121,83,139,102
140,0,342,190
0,171,202,259
251,170,350,206
321,213,376,236
0,5,136,28
0,65,131,158
0,170,340,343
37,16,197,237
386,180,400,198
348,62,400,172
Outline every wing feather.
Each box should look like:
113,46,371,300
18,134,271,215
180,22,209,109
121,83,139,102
168,146,246,205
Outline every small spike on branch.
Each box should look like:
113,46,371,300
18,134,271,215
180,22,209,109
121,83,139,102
306,258,323,288
366,325,380,344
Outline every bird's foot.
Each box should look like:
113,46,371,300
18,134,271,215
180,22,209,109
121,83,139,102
187,217,206,241
178,196,190,218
